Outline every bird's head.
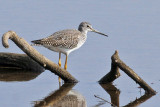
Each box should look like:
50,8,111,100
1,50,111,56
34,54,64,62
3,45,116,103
78,22,108,37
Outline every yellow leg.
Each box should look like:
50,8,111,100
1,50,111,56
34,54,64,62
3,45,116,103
58,52,61,67
58,52,61,84
64,55,68,70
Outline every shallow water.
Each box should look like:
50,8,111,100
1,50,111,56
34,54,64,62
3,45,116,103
0,0,160,107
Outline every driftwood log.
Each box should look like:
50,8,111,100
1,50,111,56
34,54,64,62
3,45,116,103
0,68,42,82
0,53,43,81
0,53,44,72
99,50,156,95
2,31,78,83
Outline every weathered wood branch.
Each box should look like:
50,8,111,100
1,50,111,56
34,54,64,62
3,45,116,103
98,61,120,83
99,50,156,94
2,31,78,83
99,51,121,83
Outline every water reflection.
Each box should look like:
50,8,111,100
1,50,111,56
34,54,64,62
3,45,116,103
100,83,120,107
33,83,87,107
98,83,155,107
0,67,87,107
0,68,42,82
123,94,154,107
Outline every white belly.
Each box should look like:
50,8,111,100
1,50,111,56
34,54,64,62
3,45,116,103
43,39,85,55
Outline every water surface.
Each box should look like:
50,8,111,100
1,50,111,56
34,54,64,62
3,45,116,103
0,0,160,107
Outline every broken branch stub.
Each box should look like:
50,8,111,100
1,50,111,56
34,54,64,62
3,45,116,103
2,31,78,83
98,61,120,83
99,51,120,83
113,51,156,94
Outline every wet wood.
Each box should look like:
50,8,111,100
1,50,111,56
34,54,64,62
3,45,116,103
0,53,44,72
2,31,78,83
0,68,42,82
98,61,120,83
99,50,156,95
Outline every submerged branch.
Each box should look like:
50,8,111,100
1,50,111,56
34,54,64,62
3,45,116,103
2,31,78,83
94,95,116,107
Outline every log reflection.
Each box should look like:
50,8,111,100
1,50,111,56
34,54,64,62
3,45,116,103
0,68,42,82
123,94,154,107
33,83,87,107
99,83,155,107
100,83,120,107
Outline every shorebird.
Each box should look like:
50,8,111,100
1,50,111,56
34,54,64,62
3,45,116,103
31,22,107,78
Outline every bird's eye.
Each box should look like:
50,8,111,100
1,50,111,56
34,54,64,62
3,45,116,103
87,25,90,28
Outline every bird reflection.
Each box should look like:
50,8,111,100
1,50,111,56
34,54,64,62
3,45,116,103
33,83,87,107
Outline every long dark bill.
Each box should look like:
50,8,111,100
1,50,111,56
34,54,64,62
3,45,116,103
92,29,108,37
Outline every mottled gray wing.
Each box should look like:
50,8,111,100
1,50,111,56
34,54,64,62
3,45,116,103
32,29,81,49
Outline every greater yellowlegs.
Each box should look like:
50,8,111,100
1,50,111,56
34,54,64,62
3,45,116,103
31,22,107,70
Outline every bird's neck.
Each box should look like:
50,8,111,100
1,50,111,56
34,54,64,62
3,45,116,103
78,28,88,36
82,31,88,36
